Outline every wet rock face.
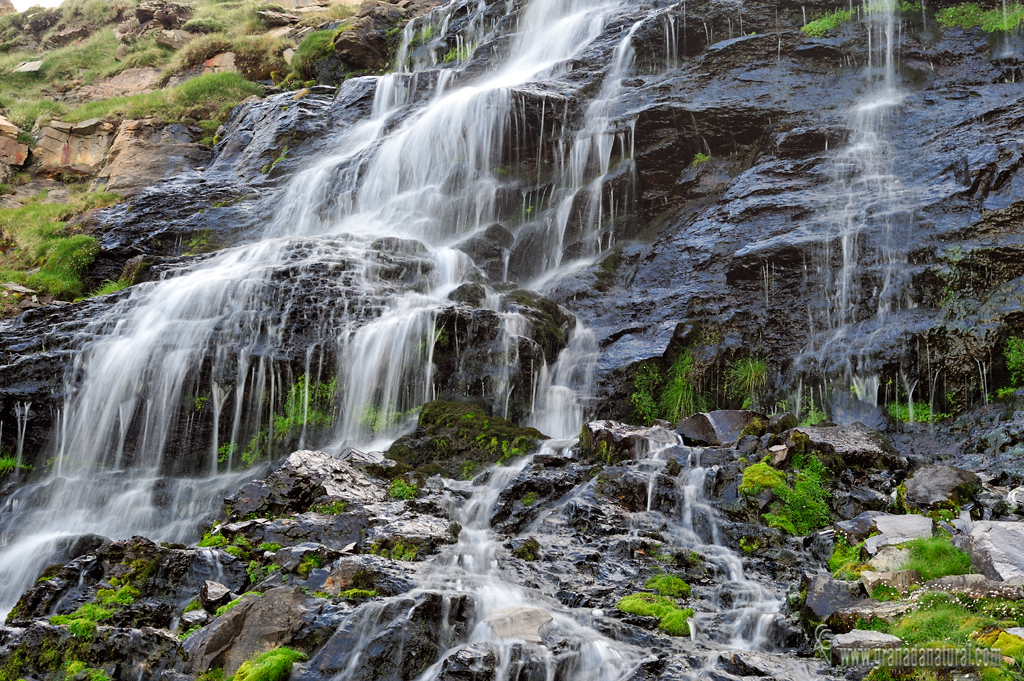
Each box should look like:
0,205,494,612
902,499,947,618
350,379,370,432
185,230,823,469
902,464,983,511
386,400,547,478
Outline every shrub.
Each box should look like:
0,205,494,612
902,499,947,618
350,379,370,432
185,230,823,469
692,152,710,166
645,574,691,598
801,9,852,37
902,536,972,581
233,647,308,681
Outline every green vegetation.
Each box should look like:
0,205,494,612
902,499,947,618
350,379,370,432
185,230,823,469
86,278,131,298
728,357,767,408
233,647,308,681
521,492,538,506
828,538,865,580
801,9,853,37
198,532,228,548
692,152,710,166
340,589,378,600
512,537,541,561
629,352,706,426
936,2,1024,31
739,454,831,535
385,400,546,478
258,542,282,552
49,586,137,637
372,540,418,561
291,30,336,81
0,457,30,479
184,598,202,614
617,593,695,636
902,536,972,581
0,191,122,300
296,553,323,578
1006,335,1024,387
644,574,691,598
63,661,110,681
885,400,950,423
388,479,418,500
215,593,260,618
310,500,347,514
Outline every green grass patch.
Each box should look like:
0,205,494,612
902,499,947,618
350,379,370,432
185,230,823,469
801,9,853,37
64,660,110,681
901,536,972,581
644,574,691,598
233,647,308,681
1007,335,1024,388
291,30,335,81
829,538,865,580
629,351,707,426
258,542,282,552
0,191,121,300
728,357,767,408
84,278,131,299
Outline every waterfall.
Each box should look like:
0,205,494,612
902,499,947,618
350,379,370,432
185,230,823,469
0,0,642,618
799,0,916,407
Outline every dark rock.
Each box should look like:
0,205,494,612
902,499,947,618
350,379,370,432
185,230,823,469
903,465,983,511
826,599,914,633
223,450,385,522
386,400,546,478
437,642,498,681
579,420,676,465
676,410,764,446
199,580,231,611
184,586,322,676
834,511,890,543
322,555,416,597
802,573,865,620
791,424,901,470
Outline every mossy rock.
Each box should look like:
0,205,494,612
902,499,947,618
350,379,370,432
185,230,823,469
385,400,548,478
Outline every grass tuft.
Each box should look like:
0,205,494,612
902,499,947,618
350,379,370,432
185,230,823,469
901,536,972,581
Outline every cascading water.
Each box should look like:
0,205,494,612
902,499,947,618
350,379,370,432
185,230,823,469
797,0,917,413
0,0,654,618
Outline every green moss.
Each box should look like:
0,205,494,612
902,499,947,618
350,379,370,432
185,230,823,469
1007,335,1024,388
936,2,1024,31
296,553,323,579
871,584,901,602
233,647,308,681
372,541,418,561
310,500,347,514
658,608,695,636
258,543,283,552
214,594,260,618
50,602,114,637
902,536,972,581
692,152,710,166
617,593,678,619
644,574,691,598
184,598,202,613
198,532,228,548
801,9,852,37
179,625,201,641
224,545,248,559
340,589,378,600
738,462,786,496
512,537,541,561
386,400,545,478
521,492,538,506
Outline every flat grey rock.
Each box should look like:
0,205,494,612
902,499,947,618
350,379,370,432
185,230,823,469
483,606,553,643
865,515,933,554
968,521,1024,582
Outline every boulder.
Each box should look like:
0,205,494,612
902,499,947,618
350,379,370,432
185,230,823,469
675,410,764,446
826,599,914,632
13,60,43,73
0,115,19,140
363,510,456,557
0,137,29,166
455,224,514,282
437,642,499,681
835,511,891,543
184,587,321,676
321,555,416,597
903,465,982,511
1008,487,1024,513
923,574,1024,599
859,570,920,597
224,450,386,521
830,629,903,666
482,606,553,643
331,8,399,72
792,423,900,469
204,52,237,73
802,574,864,619
868,547,910,572
865,514,934,555
199,580,231,611
93,119,210,197
579,420,675,465
967,521,1024,582
35,120,115,168
156,29,194,50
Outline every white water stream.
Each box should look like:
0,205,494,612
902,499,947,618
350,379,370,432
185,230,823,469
0,0,645,621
